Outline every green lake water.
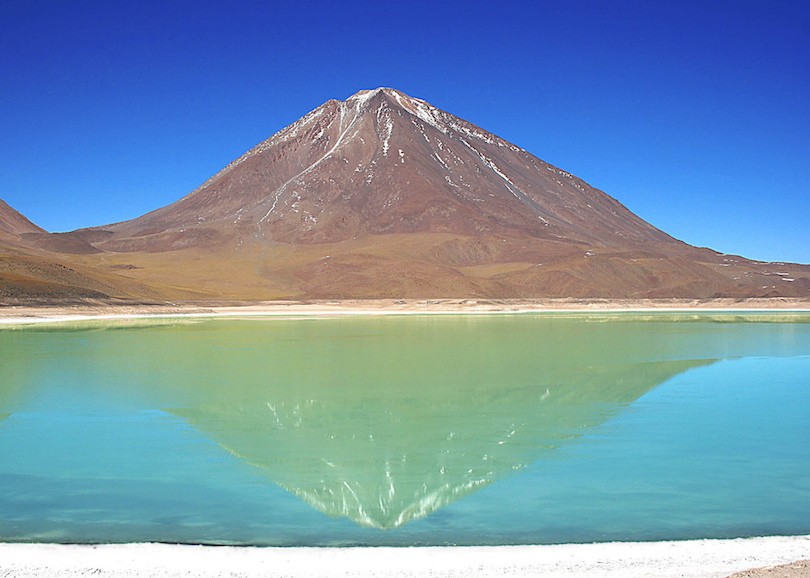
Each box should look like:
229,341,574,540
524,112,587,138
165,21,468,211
0,313,808,545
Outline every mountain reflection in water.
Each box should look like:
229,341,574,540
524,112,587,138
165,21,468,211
11,313,802,530
130,315,722,529
173,358,707,528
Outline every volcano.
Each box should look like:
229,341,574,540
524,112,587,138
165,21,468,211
97,88,674,249
3,88,809,300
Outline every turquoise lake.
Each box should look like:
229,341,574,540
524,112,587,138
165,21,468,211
0,313,808,546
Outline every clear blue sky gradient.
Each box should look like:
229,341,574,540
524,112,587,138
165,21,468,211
1,0,808,263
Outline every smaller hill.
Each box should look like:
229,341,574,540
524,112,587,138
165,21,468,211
0,199,45,238
0,198,174,303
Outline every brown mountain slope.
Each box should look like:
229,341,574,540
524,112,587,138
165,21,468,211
7,88,810,300
0,199,45,237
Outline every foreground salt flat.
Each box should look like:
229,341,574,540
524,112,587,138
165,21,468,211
1,536,809,578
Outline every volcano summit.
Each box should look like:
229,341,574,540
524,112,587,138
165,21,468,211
2,88,809,300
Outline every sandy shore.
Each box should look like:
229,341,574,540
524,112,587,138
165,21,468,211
1,297,809,325
0,536,808,577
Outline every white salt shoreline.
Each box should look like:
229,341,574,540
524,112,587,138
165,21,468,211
1,298,809,326
1,536,809,577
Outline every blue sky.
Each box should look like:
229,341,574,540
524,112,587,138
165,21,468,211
1,0,808,263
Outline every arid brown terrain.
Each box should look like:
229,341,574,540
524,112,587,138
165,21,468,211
2,88,809,302
0,199,161,301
